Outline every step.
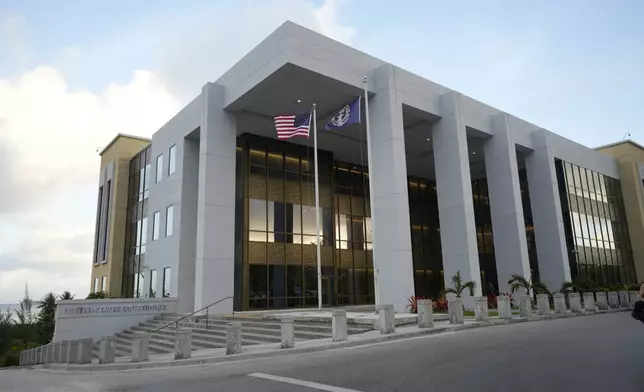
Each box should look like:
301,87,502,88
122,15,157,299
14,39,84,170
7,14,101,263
125,327,269,346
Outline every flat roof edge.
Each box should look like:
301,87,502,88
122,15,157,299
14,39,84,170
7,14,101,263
99,133,151,156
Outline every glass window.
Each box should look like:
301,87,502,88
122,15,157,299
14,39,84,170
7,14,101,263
169,145,177,175
302,206,317,235
94,277,99,293
162,267,171,297
144,164,151,198
156,154,163,183
249,199,267,231
150,269,157,298
152,211,160,241
166,205,174,237
141,217,148,254
101,276,107,292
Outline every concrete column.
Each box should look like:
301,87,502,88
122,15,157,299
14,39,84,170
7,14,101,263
59,340,70,363
194,82,237,313
368,65,415,312
226,322,242,355
497,295,512,319
519,295,532,318
53,342,62,363
473,297,489,321
417,299,434,328
67,340,79,364
525,129,571,290
332,310,348,342
596,292,608,310
174,329,192,360
582,292,595,311
568,292,582,313
378,304,396,334
78,338,93,364
448,297,464,325
280,318,294,349
608,292,619,309
629,291,639,307
537,294,550,315
484,114,531,291
433,91,482,306
99,336,116,364
131,332,149,362
47,344,56,363
553,293,567,315
618,291,629,308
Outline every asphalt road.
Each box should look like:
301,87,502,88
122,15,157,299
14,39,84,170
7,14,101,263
2,312,643,392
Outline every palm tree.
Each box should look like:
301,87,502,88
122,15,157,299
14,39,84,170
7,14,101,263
58,291,75,300
15,284,36,325
508,273,550,296
37,293,57,344
445,271,477,298
0,309,12,325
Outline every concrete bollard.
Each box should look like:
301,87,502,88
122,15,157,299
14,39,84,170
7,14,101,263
553,293,567,315
226,322,242,355
174,329,192,360
537,294,550,315
595,292,608,310
59,341,70,363
99,336,116,364
568,292,582,313
608,292,620,309
417,299,434,328
67,340,79,364
25,349,31,366
473,296,489,321
497,295,512,319
519,295,532,318
40,346,46,364
19,350,25,366
280,318,295,349
448,297,464,325
582,292,595,312
47,343,56,363
379,304,396,334
332,310,348,342
78,338,93,364
32,348,38,365
53,342,62,363
618,291,629,308
630,291,639,307
131,332,149,362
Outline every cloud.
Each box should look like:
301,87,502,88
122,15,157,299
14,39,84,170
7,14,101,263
0,0,357,303
0,13,30,68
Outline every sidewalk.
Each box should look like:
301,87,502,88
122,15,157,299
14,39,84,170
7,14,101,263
37,307,631,372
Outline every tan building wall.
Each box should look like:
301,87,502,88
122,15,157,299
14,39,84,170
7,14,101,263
91,134,150,297
596,140,644,282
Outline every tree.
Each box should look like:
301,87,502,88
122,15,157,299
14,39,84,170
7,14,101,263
445,271,477,298
508,273,550,297
36,293,57,344
86,292,109,299
58,291,75,300
14,284,36,325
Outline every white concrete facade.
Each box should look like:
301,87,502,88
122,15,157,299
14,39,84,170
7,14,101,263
122,21,624,313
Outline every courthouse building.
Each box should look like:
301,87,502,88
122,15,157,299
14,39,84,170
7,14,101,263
90,21,641,314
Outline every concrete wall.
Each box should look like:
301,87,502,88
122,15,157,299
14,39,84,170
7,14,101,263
53,298,177,342
146,96,202,313
91,135,150,297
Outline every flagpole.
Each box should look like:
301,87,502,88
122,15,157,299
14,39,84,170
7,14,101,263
363,76,379,308
313,103,323,310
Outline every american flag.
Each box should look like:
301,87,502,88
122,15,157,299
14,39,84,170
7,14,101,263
274,113,311,140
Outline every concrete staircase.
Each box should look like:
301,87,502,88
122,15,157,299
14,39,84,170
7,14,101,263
92,313,372,359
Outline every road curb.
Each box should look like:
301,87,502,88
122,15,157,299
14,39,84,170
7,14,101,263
37,307,632,373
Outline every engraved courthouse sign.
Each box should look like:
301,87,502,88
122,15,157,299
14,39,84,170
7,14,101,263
64,303,167,316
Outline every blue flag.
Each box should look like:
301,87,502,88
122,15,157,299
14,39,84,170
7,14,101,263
325,97,361,130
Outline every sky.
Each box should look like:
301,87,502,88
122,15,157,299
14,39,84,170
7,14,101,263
0,0,643,303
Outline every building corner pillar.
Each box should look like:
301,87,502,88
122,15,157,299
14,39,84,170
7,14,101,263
433,91,482,305
525,129,570,290
194,82,237,313
368,64,415,312
483,113,531,292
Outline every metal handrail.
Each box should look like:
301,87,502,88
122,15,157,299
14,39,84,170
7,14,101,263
150,296,234,334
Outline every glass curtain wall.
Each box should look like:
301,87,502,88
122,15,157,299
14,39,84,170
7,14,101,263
122,146,151,298
556,160,636,286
